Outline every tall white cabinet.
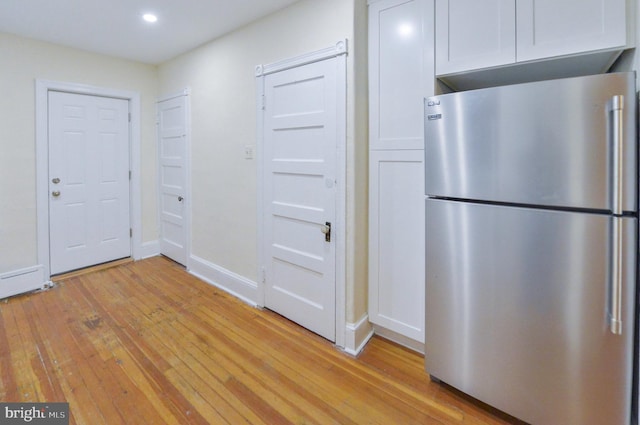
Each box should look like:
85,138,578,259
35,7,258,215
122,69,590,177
368,0,434,347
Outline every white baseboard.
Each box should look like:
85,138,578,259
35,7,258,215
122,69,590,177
140,240,161,259
0,265,46,300
373,324,425,354
343,314,374,356
189,255,259,306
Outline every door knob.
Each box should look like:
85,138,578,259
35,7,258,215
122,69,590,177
178,196,184,202
52,191,61,197
320,222,332,242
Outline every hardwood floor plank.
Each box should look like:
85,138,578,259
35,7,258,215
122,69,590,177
0,301,18,400
30,284,107,425
23,296,72,404
250,313,462,424
70,296,182,425
131,267,387,424
141,267,455,424
116,256,480,423
4,298,47,402
94,278,265,425
0,257,518,425
91,268,253,423
101,267,324,424
224,376,294,425
73,278,210,425
30,292,115,425
189,307,425,424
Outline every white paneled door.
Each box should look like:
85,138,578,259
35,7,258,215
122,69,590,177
262,58,339,342
157,95,188,266
48,91,131,275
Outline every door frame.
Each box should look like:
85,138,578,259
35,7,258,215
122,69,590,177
156,89,192,269
255,40,348,348
35,79,142,281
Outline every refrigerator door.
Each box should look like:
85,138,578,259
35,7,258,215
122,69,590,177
424,72,637,213
425,199,636,425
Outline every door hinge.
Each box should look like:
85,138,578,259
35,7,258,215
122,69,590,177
128,112,131,122
129,170,132,180
261,94,265,111
130,228,133,238
261,267,266,284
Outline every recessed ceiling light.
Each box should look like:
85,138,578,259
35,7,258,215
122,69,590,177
143,14,158,23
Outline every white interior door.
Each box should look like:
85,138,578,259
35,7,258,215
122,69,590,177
48,91,130,275
262,58,339,342
157,95,188,266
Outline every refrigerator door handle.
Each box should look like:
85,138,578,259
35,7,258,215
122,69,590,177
608,95,624,335
609,217,623,335
609,95,624,216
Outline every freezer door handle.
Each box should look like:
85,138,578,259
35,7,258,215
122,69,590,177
609,217,623,335
609,95,624,216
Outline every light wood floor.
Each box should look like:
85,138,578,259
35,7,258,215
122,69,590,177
0,256,521,424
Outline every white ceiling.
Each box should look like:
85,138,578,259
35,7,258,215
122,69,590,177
0,0,301,64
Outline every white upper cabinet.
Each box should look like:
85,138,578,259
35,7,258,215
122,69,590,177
369,0,433,150
436,0,515,75
517,0,627,62
436,0,632,81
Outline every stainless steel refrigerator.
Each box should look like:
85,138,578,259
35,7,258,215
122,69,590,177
424,72,637,425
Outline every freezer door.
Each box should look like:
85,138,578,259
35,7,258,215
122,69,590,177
425,72,637,212
425,199,635,425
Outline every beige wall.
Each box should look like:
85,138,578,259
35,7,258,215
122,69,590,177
0,33,159,273
158,0,369,323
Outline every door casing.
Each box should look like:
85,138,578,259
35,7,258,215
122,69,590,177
255,40,348,348
36,80,143,281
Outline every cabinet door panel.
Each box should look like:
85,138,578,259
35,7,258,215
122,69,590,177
369,0,433,150
517,0,627,62
436,0,515,75
368,150,425,342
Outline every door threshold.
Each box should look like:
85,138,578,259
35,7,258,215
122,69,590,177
51,257,133,282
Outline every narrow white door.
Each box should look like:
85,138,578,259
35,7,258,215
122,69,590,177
157,95,188,266
48,91,130,275
262,58,338,341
